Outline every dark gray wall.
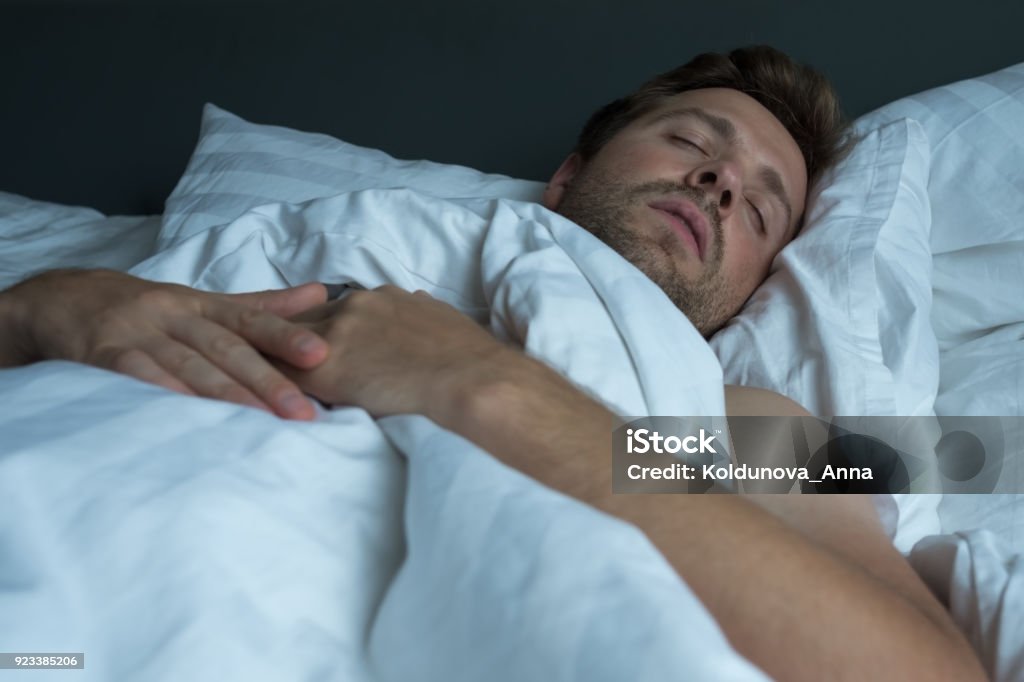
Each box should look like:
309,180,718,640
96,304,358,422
2,0,1022,214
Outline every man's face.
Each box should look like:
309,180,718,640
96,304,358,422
543,87,808,336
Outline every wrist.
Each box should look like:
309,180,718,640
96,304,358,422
429,345,528,434
0,268,93,367
431,347,614,462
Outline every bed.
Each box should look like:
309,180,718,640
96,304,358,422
2,3,1023,680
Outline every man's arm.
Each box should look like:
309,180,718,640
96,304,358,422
0,269,330,419
442,371,983,682
282,286,986,682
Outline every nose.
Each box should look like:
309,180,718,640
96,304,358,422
686,160,742,218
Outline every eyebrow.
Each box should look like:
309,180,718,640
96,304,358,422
647,107,794,232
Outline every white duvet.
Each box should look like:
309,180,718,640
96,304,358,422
0,191,770,681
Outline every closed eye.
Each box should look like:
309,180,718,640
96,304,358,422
747,198,766,234
670,135,706,155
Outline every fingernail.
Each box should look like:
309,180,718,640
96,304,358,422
280,392,309,415
296,336,320,354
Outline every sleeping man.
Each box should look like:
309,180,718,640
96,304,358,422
0,47,985,680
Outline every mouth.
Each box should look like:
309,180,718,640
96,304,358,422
648,198,710,262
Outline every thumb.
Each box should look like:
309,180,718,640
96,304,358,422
232,282,329,317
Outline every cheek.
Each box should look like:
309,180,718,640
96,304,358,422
597,141,676,177
721,237,774,296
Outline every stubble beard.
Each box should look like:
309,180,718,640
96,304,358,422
554,166,738,337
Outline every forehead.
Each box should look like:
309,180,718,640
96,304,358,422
630,87,808,220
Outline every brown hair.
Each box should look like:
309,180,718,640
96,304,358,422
574,45,852,195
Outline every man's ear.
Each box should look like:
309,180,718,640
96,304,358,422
541,153,583,210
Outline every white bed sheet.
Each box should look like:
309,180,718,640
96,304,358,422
0,190,769,682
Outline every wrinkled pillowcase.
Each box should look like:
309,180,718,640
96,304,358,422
157,103,545,250
856,61,1024,352
711,118,937,419
0,191,159,289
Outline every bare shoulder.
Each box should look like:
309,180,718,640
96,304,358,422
722,386,960,639
723,386,885,539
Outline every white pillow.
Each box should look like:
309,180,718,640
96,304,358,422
711,119,941,552
856,62,1024,352
857,64,1024,571
157,104,546,250
712,118,937,419
0,191,160,290
855,62,1024,257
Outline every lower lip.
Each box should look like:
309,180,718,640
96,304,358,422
652,207,702,260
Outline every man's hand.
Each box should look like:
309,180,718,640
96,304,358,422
280,285,515,420
0,269,330,420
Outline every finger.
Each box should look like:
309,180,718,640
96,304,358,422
167,318,318,420
286,298,346,325
373,284,409,297
231,282,329,318
96,347,198,397
143,335,278,415
201,298,329,369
